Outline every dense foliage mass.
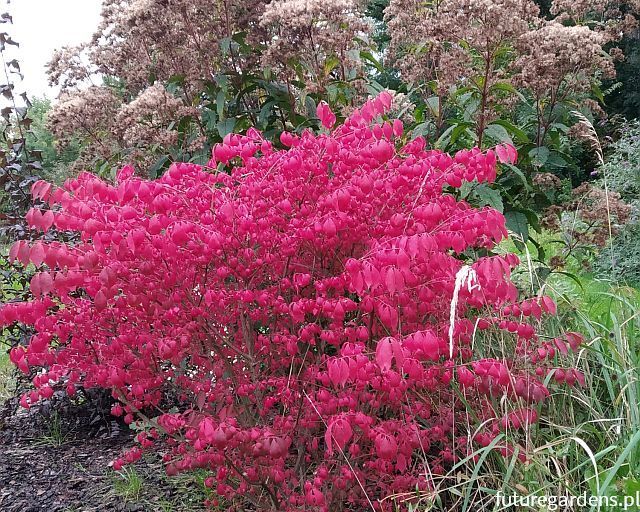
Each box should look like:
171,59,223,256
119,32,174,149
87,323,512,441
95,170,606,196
44,0,640,179
29,0,638,260
1,97,584,510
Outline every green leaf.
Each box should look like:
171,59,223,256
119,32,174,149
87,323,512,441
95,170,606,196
554,271,585,292
472,184,504,212
458,181,473,200
327,83,339,103
435,125,456,149
623,477,640,497
425,96,440,118
216,90,226,121
149,155,170,179
483,124,513,145
489,81,527,102
529,146,550,167
435,122,475,149
365,79,385,96
220,37,231,56
258,101,275,129
303,95,316,119
165,74,185,94
501,163,531,191
323,55,341,76
598,430,640,502
202,108,218,131
489,119,530,143
522,209,540,233
359,50,384,73
546,151,568,169
412,122,432,139
550,122,570,134
529,238,546,261
217,118,236,138
591,82,605,104
532,266,552,291
504,210,529,242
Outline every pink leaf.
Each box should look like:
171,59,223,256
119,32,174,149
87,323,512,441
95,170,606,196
9,240,23,263
30,274,42,297
94,290,107,311
316,102,336,130
376,337,394,371
42,210,55,233
30,243,46,266
39,273,53,295
328,416,352,453
31,180,52,201
496,143,518,164
393,119,403,137
116,165,135,182
328,358,349,387
324,424,333,456
375,432,397,460
540,296,557,315
385,267,397,294
553,338,569,356
378,91,393,111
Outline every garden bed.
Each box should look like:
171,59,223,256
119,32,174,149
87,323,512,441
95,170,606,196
0,397,208,512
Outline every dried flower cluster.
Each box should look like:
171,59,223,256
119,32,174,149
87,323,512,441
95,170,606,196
46,44,94,91
46,0,372,171
47,82,199,170
384,0,635,146
542,183,632,248
532,172,562,189
3,96,583,511
114,84,197,153
514,23,615,97
385,0,540,89
49,0,267,93
550,0,640,40
260,0,371,90
47,86,122,165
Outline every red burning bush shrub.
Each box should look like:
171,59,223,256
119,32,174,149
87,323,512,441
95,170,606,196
2,94,582,511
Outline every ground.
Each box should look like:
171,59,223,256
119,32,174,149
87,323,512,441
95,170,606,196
0,392,210,512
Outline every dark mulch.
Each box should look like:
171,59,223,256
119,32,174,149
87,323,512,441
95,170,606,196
0,393,208,512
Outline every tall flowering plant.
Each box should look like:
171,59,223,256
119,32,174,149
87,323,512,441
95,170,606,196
2,94,583,511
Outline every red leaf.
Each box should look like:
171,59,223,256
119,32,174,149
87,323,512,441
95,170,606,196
327,416,352,454
495,143,517,164
39,273,53,295
31,180,52,201
30,274,42,297
553,338,569,356
376,337,394,371
385,267,397,293
375,432,397,460
565,332,584,350
316,102,336,130
540,296,557,315
42,210,55,233
117,165,135,182
9,240,23,263
30,243,46,266
574,369,586,387
328,358,349,387
94,290,107,311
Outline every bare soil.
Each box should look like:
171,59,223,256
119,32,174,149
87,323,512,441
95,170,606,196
0,394,207,512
